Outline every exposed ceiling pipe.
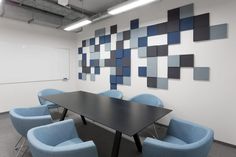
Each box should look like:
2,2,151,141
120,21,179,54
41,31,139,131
0,0,5,16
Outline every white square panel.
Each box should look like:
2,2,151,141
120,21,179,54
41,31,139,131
124,40,130,49
86,52,90,67
91,67,95,74
100,44,105,53
157,56,168,78
82,46,89,54
111,34,117,50
148,34,167,46
95,37,99,45
100,51,110,59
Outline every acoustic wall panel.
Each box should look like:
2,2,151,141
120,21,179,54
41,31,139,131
78,3,228,90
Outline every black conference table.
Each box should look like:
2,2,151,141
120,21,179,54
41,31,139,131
42,91,172,157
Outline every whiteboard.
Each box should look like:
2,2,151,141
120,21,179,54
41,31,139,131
0,42,70,84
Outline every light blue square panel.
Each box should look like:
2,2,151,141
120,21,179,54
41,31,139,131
147,57,157,77
99,59,105,67
194,67,210,81
157,78,168,89
117,32,123,41
138,47,147,58
95,28,106,37
90,74,95,81
89,45,95,53
105,43,111,51
139,27,147,37
210,24,228,40
82,73,86,80
86,39,90,46
123,77,131,85
131,29,139,39
168,55,180,67
130,38,138,48
110,67,116,75
180,3,194,19
90,52,100,60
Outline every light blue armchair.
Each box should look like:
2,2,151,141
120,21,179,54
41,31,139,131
99,90,123,99
38,88,64,108
129,94,163,108
27,119,98,157
143,118,214,157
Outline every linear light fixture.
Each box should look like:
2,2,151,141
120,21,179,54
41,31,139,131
64,19,92,31
108,0,160,15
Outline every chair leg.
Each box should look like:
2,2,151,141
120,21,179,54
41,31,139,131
14,136,23,150
16,138,26,157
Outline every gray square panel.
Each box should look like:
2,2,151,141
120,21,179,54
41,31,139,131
82,73,86,80
138,47,147,58
130,38,138,48
157,78,168,89
194,67,210,81
105,43,111,51
131,29,139,39
89,45,95,53
180,3,194,19
86,39,90,46
139,27,147,37
95,28,106,37
147,57,157,77
110,67,116,75
117,32,123,41
123,77,131,85
90,52,100,60
99,59,105,67
210,24,228,40
78,60,82,67
90,74,95,81
168,55,180,67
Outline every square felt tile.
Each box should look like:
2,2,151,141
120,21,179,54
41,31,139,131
78,47,82,54
123,77,131,85
116,49,123,58
110,75,117,84
157,78,168,89
139,67,147,77
147,77,157,88
168,8,180,21
210,24,228,40
117,32,123,41
124,40,130,49
194,67,210,81
105,43,111,51
167,20,180,32
138,47,147,58
147,46,158,57
110,25,117,34
95,67,100,74
138,37,148,47
116,76,123,84
180,17,194,31
147,57,157,77
157,57,168,78
131,19,139,29
95,45,100,52
99,59,105,67
123,67,131,76
139,27,147,37
95,28,106,37
116,41,124,50
90,74,95,81
110,83,117,90
116,58,123,67
156,22,167,35
168,67,180,79
82,73,86,80
147,24,158,36
194,13,209,28
194,26,210,41
168,55,180,67
110,67,116,75
180,4,194,19
90,38,95,45
122,57,131,67
82,40,86,47
180,54,194,67
168,32,180,44
78,73,82,79
158,45,168,56
89,45,95,53
123,30,131,40
116,67,123,76
130,38,138,48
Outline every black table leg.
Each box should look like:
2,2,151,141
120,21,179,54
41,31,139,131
60,108,68,121
133,134,142,152
111,131,122,157
81,115,87,125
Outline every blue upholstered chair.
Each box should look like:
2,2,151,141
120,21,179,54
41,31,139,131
27,119,98,157
38,89,64,108
9,106,53,155
143,118,214,157
129,94,163,108
99,90,123,99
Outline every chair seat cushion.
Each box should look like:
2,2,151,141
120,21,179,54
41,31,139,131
162,135,187,145
56,138,83,147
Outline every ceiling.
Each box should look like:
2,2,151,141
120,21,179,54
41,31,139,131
0,0,127,30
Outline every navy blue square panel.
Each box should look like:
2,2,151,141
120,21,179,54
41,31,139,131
90,60,95,67
110,75,117,84
130,18,139,29
110,25,117,34
168,32,180,44
116,58,123,67
111,83,117,90
116,76,123,84
147,24,158,36
123,67,131,76
138,67,147,77
104,35,111,43
116,49,123,58
99,36,105,44
78,73,82,79
90,38,95,45
95,67,100,74
180,17,194,31
138,37,147,47
82,54,86,60
82,40,86,47
123,49,131,58
78,47,82,54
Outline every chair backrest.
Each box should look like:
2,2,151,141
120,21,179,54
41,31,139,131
99,90,123,99
129,94,163,107
38,89,64,105
9,106,52,137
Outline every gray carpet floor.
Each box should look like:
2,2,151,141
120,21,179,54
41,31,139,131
1,111,236,157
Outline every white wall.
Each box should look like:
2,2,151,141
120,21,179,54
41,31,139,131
0,17,77,112
76,0,236,145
